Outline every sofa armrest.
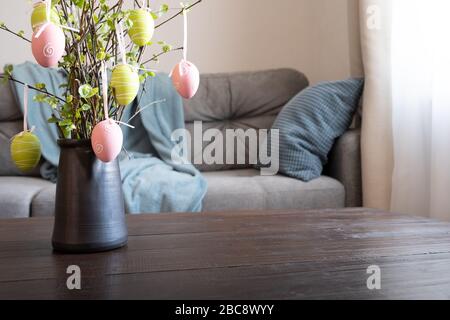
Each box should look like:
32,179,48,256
325,129,362,207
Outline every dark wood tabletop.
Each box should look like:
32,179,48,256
1,208,450,300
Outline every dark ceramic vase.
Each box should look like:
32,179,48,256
52,139,128,253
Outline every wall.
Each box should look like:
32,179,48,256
0,0,362,84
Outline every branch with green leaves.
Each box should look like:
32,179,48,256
155,0,202,29
1,64,68,137
1,69,65,104
0,22,30,43
0,0,204,140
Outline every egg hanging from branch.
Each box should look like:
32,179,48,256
10,132,42,172
30,1,60,32
31,23,66,68
91,119,123,163
171,60,200,99
91,61,124,163
110,64,140,106
170,9,200,99
128,9,154,47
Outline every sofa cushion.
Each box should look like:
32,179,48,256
184,69,309,172
270,78,364,182
0,177,54,218
31,184,56,217
202,169,345,212
0,171,344,218
0,120,42,176
0,80,22,121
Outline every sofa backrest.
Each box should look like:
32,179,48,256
184,69,309,171
0,69,309,175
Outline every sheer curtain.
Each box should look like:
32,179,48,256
361,0,450,220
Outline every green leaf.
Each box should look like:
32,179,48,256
35,83,46,90
73,0,85,9
3,64,13,77
90,87,99,97
47,116,59,123
160,4,169,13
162,44,172,53
124,18,133,29
78,84,98,99
80,104,91,111
96,51,106,60
78,84,92,98
33,94,47,103
58,119,73,126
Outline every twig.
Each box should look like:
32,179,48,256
0,25,31,43
0,75,66,103
141,46,183,65
0,75,66,138
127,99,166,123
155,0,202,29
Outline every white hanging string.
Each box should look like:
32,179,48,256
126,99,166,124
60,25,80,33
116,22,127,64
23,84,29,132
141,0,152,11
183,8,188,61
35,24,48,38
10,83,34,140
116,120,135,128
101,61,109,120
136,67,158,72
45,0,51,23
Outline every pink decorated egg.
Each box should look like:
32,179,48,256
91,119,123,163
31,23,65,68
170,60,200,99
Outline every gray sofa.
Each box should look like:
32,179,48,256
0,69,362,218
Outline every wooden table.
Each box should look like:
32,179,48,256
1,208,450,300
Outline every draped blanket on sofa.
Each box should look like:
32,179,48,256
11,62,207,213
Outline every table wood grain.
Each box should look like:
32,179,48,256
1,208,450,300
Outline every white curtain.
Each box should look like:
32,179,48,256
360,0,450,220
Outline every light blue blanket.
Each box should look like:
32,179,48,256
11,61,207,213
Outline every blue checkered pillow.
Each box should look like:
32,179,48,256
272,78,364,181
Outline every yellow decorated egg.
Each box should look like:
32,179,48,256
111,64,140,106
129,9,154,47
31,2,61,32
10,132,42,172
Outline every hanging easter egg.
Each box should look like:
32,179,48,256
171,60,200,99
32,23,65,68
30,1,60,32
91,119,124,163
129,9,154,47
110,64,140,106
10,132,42,172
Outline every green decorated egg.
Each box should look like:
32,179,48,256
10,132,42,172
111,64,140,106
31,2,60,32
128,9,154,47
